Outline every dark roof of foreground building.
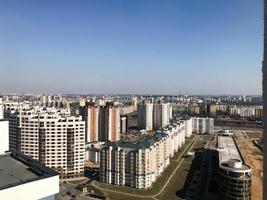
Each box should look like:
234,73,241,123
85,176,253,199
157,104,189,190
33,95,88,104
0,151,58,190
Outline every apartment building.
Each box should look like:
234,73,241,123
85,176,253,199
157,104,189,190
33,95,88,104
0,96,3,119
80,102,99,142
229,106,263,119
100,121,187,189
137,101,153,131
100,132,170,189
192,117,214,134
80,102,120,142
5,107,85,180
153,102,171,130
183,117,193,138
99,102,120,141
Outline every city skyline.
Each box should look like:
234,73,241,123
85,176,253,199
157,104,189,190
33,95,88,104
0,0,263,95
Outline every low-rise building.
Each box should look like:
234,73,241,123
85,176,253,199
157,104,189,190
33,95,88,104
217,135,251,200
0,151,59,200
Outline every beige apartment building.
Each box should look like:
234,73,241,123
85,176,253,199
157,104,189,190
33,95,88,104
5,107,85,180
80,101,120,142
100,119,189,189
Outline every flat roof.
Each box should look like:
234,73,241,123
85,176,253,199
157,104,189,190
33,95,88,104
217,135,242,164
0,152,58,190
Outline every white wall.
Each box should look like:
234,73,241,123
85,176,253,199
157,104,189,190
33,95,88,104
0,120,9,154
0,175,59,200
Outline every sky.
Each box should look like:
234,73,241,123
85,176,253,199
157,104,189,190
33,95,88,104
0,0,263,95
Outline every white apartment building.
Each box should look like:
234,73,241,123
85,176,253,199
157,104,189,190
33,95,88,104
183,118,193,138
100,121,187,189
229,105,262,118
137,102,153,131
153,103,171,130
5,107,85,180
0,120,9,155
0,96,4,120
192,117,214,134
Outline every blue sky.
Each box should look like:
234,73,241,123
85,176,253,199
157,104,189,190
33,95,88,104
0,0,263,95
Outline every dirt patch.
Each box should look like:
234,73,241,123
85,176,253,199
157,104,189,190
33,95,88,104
234,129,263,200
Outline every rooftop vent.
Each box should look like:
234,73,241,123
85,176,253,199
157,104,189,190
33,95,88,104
228,159,242,168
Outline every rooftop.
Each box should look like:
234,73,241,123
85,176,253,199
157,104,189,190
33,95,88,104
0,151,58,190
217,135,242,164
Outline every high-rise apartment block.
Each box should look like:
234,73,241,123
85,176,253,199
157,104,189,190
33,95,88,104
137,101,153,131
5,107,85,180
80,102,120,142
137,101,172,131
153,102,171,130
99,102,120,141
192,117,214,134
80,102,99,142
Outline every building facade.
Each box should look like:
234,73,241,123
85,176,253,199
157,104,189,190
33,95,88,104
99,102,120,141
80,102,99,142
100,121,187,189
137,102,153,131
153,102,171,130
192,117,214,134
5,107,85,180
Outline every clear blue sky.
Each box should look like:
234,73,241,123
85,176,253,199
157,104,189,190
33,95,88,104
0,0,263,95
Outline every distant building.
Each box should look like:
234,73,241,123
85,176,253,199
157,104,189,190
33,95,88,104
80,102,99,142
207,103,217,116
0,120,9,155
183,118,193,138
137,101,153,131
120,116,128,133
255,107,263,119
192,117,214,134
153,102,171,130
99,102,120,141
0,96,4,119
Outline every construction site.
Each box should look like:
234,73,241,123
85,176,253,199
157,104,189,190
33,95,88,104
233,127,263,200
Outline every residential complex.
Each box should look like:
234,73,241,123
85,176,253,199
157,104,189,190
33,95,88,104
5,106,85,180
99,120,189,189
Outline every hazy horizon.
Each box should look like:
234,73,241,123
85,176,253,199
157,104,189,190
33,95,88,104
0,0,263,95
